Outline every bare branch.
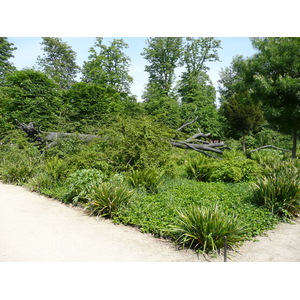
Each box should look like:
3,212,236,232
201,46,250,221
176,116,199,131
249,145,291,153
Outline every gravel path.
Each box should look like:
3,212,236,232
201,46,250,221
1,182,300,262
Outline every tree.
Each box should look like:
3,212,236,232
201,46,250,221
36,37,80,89
180,37,221,74
177,37,222,135
249,37,300,158
222,92,264,151
218,55,251,103
0,37,17,85
0,69,63,131
141,37,183,96
81,38,133,94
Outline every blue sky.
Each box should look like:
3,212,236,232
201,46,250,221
8,37,257,102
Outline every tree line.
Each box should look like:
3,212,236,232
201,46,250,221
0,37,299,157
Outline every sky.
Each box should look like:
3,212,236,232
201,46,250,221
7,37,257,103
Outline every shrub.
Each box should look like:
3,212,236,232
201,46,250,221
185,155,212,181
212,151,261,182
26,173,53,192
0,158,35,184
252,164,300,219
44,156,69,183
209,161,244,182
63,169,107,204
127,168,164,193
85,183,133,218
169,204,247,253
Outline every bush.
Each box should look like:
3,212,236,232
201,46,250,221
185,155,212,181
85,182,133,218
252,163,300,219
169,204,247,253
44,156,69,183
0,158,35,184
127,168,164,194
185,151,260,183
63,169,107,204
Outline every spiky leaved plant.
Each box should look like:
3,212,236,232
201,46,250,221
252,162,300,219
170,204,247,253
85,182,133,218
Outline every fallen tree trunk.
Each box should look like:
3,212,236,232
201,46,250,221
16,119,99,144
15,120,226,158
171,141,223,154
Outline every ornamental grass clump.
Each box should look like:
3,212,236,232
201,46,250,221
170,204,247,253
185,156,212,182
252,163,300,219
127,168,164,194
85,183,133,218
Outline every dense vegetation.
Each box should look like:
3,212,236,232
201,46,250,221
0,37,299,255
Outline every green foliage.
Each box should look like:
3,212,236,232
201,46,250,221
85,182,133,218
142,90,181,129
170,204,247,252
252,161,300,219
210,154,260,182
89,116,174,172
36,37,80,89
185,155,212,181
0,130,40,184
0,69,62,131
0,37,17,84
82,38,133,94
141,37,183,94
116,179,279,240
62,82,125,132
64,169,107,204
185,151,260,183
44,156,69,182
43,134,87,158
0,157,35,184
221,92,264,150
254,129,292,150
127,168,164,194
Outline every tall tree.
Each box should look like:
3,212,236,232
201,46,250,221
180,37,221,74
222,92,264,151
81,38,133,94
36,37,80,89
141,37,183,96
249,37,300,158
0,37,17,85
177,37,222,135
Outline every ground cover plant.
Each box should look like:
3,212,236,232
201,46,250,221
115,179,279,243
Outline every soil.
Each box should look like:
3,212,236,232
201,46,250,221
1,182,299,262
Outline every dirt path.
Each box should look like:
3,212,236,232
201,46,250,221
1,182,300,262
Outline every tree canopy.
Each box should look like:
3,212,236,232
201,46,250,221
81,38,133,95
0,37,17,85
36,37,80,89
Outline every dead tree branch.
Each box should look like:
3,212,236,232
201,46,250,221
176,116,199,131
249,145,291,153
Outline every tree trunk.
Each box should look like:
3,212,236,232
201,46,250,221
242,133,246,152
292,126,297,158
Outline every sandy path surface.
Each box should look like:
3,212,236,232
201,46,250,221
1,182,300,262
